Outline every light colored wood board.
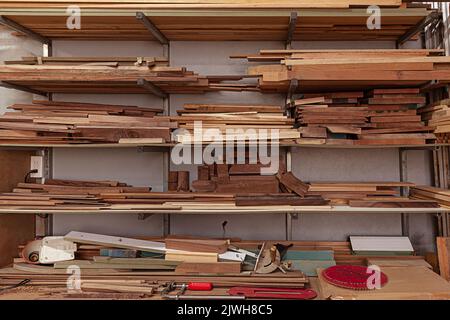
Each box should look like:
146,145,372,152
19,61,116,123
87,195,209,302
367,258,432,269
350,236,414,253
317,266,450,300
437,237,450,281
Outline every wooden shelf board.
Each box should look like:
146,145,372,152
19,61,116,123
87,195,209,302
0,205,447,215
0,143,446,150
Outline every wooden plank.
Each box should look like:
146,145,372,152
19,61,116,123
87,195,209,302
165,238,229,254
175,262,241,274
277,172,309,197
317,266,450,300
437,237,450,281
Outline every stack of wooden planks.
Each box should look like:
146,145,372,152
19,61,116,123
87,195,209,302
0,4,433,42
295,92,367,145
173,103,299,143
294,88,435,146
358,88,435,145
418,98,450,143
410,186,450,208
233,49,450,92
0,100,175,145
307,182,440,208
0,178,441,211
4,56,169,67
0,57,214,94
192,163,329,206
0,179,150,209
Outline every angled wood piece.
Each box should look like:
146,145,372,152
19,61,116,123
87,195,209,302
277,172,310,197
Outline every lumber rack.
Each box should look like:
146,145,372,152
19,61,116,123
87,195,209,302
0,5,448,243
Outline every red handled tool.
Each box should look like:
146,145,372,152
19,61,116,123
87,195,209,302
228,287,317,300
181,282,213,291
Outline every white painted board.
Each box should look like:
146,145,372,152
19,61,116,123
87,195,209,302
350,236,414,252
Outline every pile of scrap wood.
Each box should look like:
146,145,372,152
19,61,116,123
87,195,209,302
231,49,450,92
418,98,450,143
1,233,314,299
0,237,437,299
0,178,440,211
410,186,450,208
0,56,216,94
0,100,175,144
192,164,439,208
173,103,299,143
294,88,435,145
192,163,328,206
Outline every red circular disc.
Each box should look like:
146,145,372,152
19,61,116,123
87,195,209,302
322,265,388,290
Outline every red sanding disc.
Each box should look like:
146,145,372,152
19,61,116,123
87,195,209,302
322,265,388,290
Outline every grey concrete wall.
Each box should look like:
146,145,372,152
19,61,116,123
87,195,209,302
0,32,438,252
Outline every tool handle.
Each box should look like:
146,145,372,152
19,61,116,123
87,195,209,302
187,282,213,291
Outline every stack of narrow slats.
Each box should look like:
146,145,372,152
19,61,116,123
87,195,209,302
0,179,150,209
418,99,450,143
233,49,450,92
294,88,435,145
410,186,450,208
4,56,169,67
173,104,299,143
307,182,439,208
0,178,440,210
0,57,213,94
0,100,175,144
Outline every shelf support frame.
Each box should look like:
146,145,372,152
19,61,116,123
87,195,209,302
136,12,169,45
0,15,51,45
285,12,298,50
399,148,410,237
0,81,49,97
397,11,441,47
137,79,168,99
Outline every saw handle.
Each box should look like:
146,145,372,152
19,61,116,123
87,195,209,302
187,282,213,291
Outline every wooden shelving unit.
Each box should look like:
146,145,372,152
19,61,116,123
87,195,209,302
0,4,449,242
